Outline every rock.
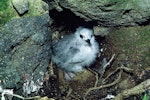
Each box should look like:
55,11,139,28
0,13,51,95
45,0,150,27
119,79,134,90
11,0,29,15
28,0,49,15
93,26,116,36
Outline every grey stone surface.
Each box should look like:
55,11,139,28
0,13,51,92
93,26,116,36
46,0,150,27
12,0,29,14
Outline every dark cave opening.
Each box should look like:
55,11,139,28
49,8,98,31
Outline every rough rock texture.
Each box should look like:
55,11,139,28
46,0,150,27
0,13,51,94
28,0,49,15
93,26,116,36
12,0,29,14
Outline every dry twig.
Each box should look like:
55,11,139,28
49,61,55,76
115,79,150,100
85,69,123,96
103,65,133,83
85,65,133,96
66,88,73,98
87,68,99,87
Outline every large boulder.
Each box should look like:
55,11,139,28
0,13,51,95
45,0,150,27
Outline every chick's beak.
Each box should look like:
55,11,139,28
86,39,91,45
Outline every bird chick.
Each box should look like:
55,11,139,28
51,27,99,80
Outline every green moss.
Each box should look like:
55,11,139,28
109,26,150,69
142,50,150,68
0,0,8,9
0,0,48,27
0,0,16,27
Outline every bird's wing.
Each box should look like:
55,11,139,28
67,46,80,58
52,35,80,62
62,43,81,62
67,45,88,64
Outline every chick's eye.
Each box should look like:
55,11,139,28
80,35,83,38
91,35,93,37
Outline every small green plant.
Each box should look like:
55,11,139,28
142,93,148,100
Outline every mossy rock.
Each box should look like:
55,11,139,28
108,26,150,70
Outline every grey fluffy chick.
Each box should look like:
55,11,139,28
51,27,99,80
